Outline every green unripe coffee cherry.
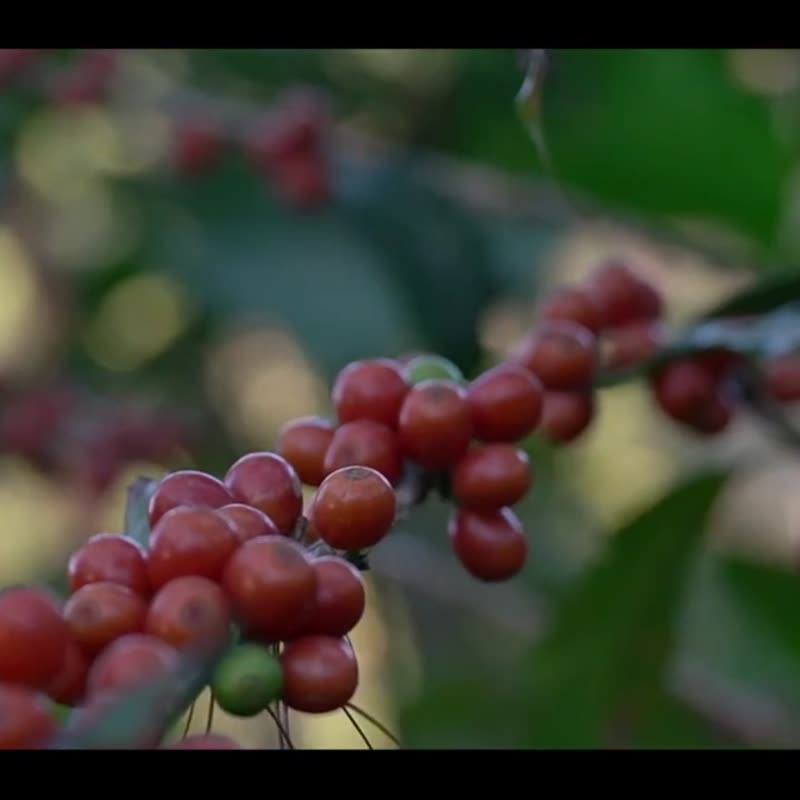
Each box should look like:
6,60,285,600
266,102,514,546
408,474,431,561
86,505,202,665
404,354,464,386
211,643,283,717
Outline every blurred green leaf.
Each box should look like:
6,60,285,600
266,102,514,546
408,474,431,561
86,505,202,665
124,477,159,550
701,273,800,320
521,472,727,747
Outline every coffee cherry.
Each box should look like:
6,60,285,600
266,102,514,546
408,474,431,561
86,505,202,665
86,634,178,699
452,444,532,511
147,507,239,590
221,536,317,643
272,152,330,208
211,643,283,717
511,320,597,390
276,416,335,487
651,359,717,423
404,354,464,385
172,117,224,176
323,420,404,485
332,358,409,428
397,379,473,469
0,685,57,750
310,466,396,550
540,391,595,444
148,470,233,528
224,452,303,534
280,636,358,713
68,534,150,598
216,504,279,544
145,576,231,650
603,321,666,371
64,582,147,655
685,388,736,435
448,507,527,581
588,262,663,328
45,638,89,707
167,734,243,749
306,556,366,637
540,286,603,334
467,363,543,442
764,354,800,403
0,587,70,689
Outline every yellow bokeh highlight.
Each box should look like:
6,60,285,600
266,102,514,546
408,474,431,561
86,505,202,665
83,272,193,371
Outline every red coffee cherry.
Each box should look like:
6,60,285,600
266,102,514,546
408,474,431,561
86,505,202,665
448,507,528,582
172,117,224,175
452,444,532,511
224,452,303,535
540,391,595,444
64,582,147,655
323,420,404,485
280,635,358,713
684,388,736,436
651,358,717,423
540,286,603,334
306,556,366,637
216,504,279,544
222,536,317,643
86,634,178,699
764,354,800,403
467,363,543,443
332,358,409,428
167,734,243,749
588,261,663,328
397,379,473,469
0,685,57,750
68,534,150,598
511,320,597,390
148,470,233,528
0,587,70,689
145,576,231,650
272,152,330,208
310,466,396,550
603,321,666,371
147,507,238,590
276,416,335,487
45,638,89,707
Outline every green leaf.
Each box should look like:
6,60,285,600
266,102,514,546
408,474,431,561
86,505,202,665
48,643,228,749
701,273,800,320
521,472,728,747
124,477,159,550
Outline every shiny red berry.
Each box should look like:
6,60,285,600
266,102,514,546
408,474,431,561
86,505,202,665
332,358,409,428
216,504,279,544
540,391,595,444
540,286,603,334
305,557,366,637
68,534,150,598
323,420,404,485
148,470,232,528
588,261,663,328
448,507,527,581
452,444,532,511
276,416,335,487
45,638,89,707
0,685,56,750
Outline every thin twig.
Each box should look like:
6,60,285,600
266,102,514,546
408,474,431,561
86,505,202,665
345,703,401,748
265,707,295,750
182,701,196,738
205,690,216,734
342,705,374,750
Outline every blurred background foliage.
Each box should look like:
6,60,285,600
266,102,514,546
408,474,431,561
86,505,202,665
3,47,800,749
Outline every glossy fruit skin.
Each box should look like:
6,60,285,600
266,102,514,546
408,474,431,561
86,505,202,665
764,354,800,403
397,379,473,469
148,470,233,527
310,466,397,550
222,536,317,643
540,391,595,444
467,364,543,443
224,452,303,534
45,638,89,707
0,685,57,749
145,576,231,650
0,587,70,689
452,445,532,511
332,358,409,428
276,416,335,487
216,504,279,544
323,420,404,485
86,634,178,698
167,734,242,749
604,321,666,371
651,359,717,423
511,320,597,390
448,507,527,581
212,643,283,717
404,354,464,385
540,286,603,334
147,507,239,590
306,557,366,637
68,534,150,598
280,636,358,713
588,262,663,328
64,582,147,655
685,388,736,435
